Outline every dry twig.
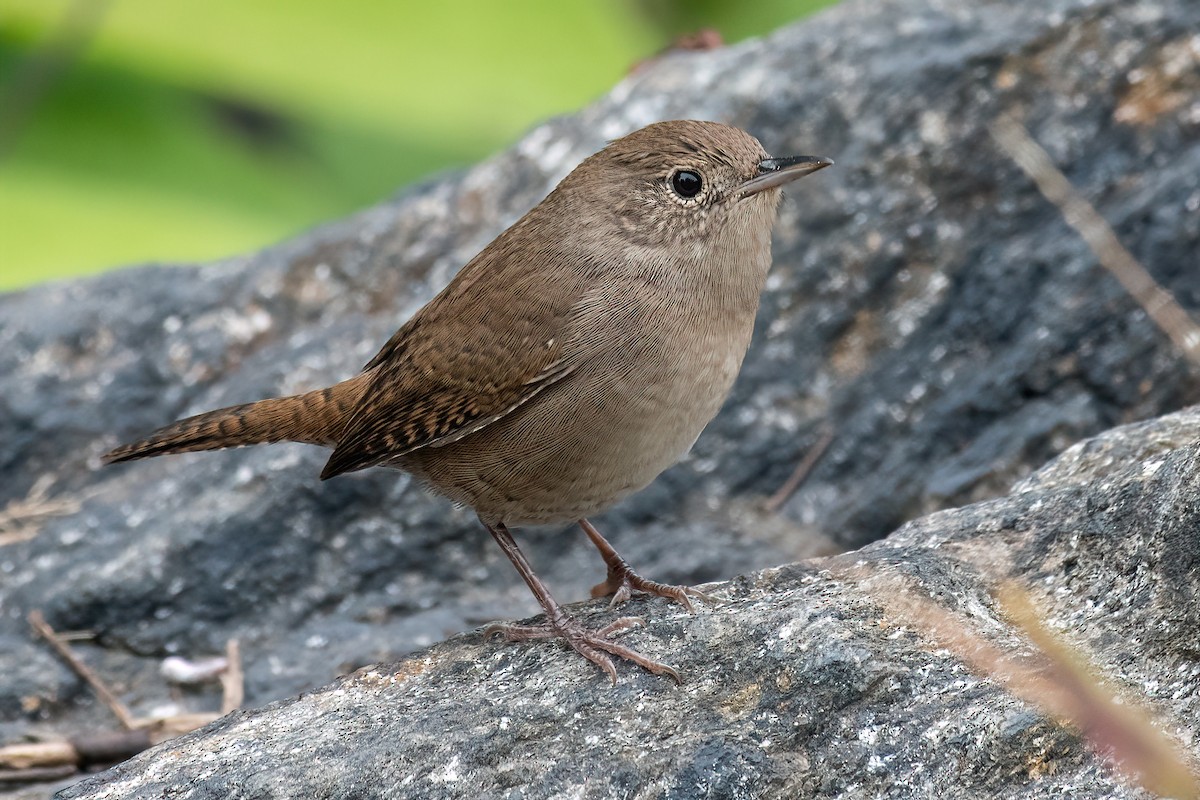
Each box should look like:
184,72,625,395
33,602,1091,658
28,611,136,730
766,425,835,513
220,639,244,715
994,585,1199,798
990,113,1200,365
4,613,244,783
859,570,1200,799
0,475,81,546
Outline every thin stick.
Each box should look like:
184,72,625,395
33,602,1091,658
995,584,1199,800
6,629,246,784
220,639,244,715
990,113,1200,365
766,425,835,513
0,474,81,547
0,765,78,783
28,610,136,730
842,562,1200,800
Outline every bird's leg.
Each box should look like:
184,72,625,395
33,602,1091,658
580,518,715,611
481,520,679,683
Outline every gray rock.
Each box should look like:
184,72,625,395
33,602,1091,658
57,406,1200,799
0,0,1198,794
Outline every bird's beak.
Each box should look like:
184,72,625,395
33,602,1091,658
736,155,833,198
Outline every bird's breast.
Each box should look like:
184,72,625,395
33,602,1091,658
402,288,759,526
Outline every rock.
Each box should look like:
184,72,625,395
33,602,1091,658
1,0,1198,795
57,406,1200,799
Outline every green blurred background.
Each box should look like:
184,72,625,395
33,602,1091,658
0,1,831,291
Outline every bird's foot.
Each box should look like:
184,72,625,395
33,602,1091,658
590,564,716,612
485,615,680,684
579,518,716,612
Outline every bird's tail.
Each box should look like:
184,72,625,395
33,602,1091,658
102,375,369,464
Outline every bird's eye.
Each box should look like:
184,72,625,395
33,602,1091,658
670,170,703,199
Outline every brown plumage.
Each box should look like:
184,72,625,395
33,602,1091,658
104,375,370,462
104,120,832,681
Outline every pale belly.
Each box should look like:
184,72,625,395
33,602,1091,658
398,325,751,525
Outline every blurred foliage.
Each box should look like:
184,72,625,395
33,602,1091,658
0,0,831,290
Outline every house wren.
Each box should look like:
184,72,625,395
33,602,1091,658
104,120,832,682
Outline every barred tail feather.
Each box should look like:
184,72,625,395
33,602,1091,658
102,376,368,464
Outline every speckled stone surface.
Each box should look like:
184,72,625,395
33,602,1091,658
1,0,1199,795
58,407,1200,799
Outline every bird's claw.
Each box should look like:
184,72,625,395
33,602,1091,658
590,569,716,612
486,615,679,684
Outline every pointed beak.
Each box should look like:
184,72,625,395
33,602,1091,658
736,155,833,198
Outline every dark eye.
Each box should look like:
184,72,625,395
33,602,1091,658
670,170,703,198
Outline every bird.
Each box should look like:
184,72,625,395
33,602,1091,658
104,120,832,682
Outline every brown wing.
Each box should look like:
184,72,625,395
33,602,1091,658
320,219,592,480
